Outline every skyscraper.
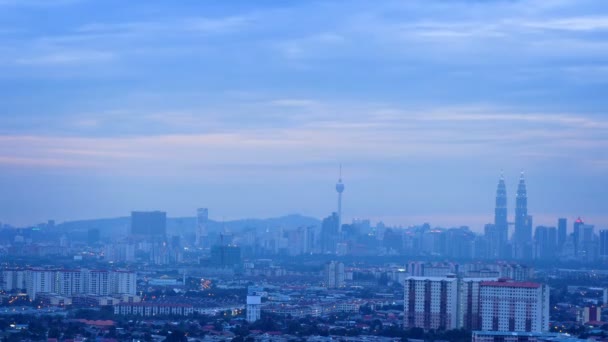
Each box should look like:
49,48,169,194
534,226,557,260
196,208,209,247
557,218,567,248
493,174,509,258
513,172,532,259
577,223,596,262
336,165,345,233
573,217,584,256
130,211,167,240
599,230,608,259
321,212,340,253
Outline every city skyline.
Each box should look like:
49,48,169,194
1,0,607,228
1,170,605,233
1,2,607,340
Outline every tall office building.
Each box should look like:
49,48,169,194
324,261,345,288
557,218,567,248
573,217,584,256
599,230,608,259
577,223,596,262
130,211,167,240
196,208,209,247
403,276,459,330
488,175,509,258
534,226,557,260
321,212,340,253
479,280,550,333
513,173,532,259
335,165,345,233
494,175,508,245
210,245,242,267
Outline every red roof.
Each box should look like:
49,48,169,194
480,281,540,289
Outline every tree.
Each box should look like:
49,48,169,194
164,330,187,342
48,327,61,339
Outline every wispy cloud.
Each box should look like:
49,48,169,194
1,102,606,173
14,50,115,65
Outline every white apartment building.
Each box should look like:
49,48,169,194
112,270,137,295
26,269,56,300
459,277,498,330
23,268,136,300
246,295,261,323
403,276,459,330
479,280,550,333
1,269,26,291
324,261,345,288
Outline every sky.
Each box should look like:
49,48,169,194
0,0,607,231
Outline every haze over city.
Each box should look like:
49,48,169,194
1,0,607,229
4,1,608,342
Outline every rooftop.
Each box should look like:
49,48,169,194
480,281,540,289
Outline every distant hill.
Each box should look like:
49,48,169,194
56,214,320,238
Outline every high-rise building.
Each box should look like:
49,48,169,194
1,269,26,291
599,230,608,259
573,217,584,256
87,228,100,245
479,280,550,333
578,306,601,324
577,223,596,262
87,270,111,296
557,218,567,248
534,226,557,260
130,211,167,240
336,165,345,233
324,261,345,288
459,278,498,331
404,276,459,330
493,174,509,258
112,271,137,295
246,295,262,323
24,268,136,300
513,173,532,259
321,212,340,253
196,208,209,247
57,270,83,297
210,245,242,267
26,269,56,300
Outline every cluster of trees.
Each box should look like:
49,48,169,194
225,313,472,342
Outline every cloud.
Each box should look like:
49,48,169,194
520,16,608,31
0,0,82,6
77,15,252,35
14,50,115,65
1,102,607,174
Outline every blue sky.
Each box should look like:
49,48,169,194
0,0,607,230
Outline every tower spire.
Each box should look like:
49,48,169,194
494,172,508,258
335,164,345,233
514,170,531,259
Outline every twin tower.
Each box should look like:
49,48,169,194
491,172,533,259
